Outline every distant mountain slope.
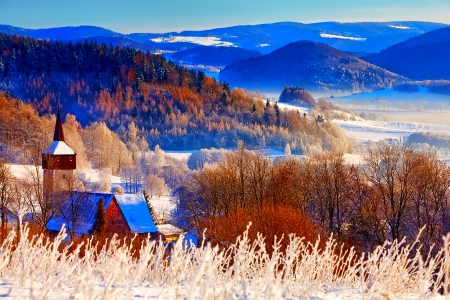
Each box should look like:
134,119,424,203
363,26,450,80
140,21,447,54
169,46,261,67
219,40,403,92
0,25,156,52
0,21,446,55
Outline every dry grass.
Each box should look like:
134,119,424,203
0,223,449,299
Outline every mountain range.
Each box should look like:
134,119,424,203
1,21,450,93
0,21,446,56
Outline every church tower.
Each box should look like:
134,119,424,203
42,103,76,192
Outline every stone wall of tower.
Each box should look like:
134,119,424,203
43,169,75,193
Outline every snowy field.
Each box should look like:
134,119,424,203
333,119,450,143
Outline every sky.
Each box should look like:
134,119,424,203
0,0,449,33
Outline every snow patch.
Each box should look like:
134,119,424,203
157,224,184,236
150,36,236,47
320,33,366,41
389,25,410,29
258,43,270,47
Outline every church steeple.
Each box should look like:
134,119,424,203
42,102,77,193
53,102,65,142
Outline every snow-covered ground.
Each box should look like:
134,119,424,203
333,119,450,143
165,150,192,160
328,88,450,143
320,32,366,41
389,25,410,29
151,36,235,47
277,102,312,114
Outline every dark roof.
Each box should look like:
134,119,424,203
53,102,65,142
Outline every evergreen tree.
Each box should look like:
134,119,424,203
274,101,280,126
91,198,105,235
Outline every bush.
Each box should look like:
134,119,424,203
198,204,319,254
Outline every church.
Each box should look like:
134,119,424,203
44,104,158,238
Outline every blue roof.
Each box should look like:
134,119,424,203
47,192,156,235
115,194,157,233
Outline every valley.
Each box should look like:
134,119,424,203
1,7,450,298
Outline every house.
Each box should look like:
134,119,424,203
47,191,158,238
44,103,157,238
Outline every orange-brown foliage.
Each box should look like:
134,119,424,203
199,204,318,254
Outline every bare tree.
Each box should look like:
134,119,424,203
363,144,420,241
57,174,89,241
409,152,450,248
21,164,60,232
143,174,167,198
0,159,12,236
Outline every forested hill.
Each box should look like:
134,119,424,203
0,33,207,125
362,26,450,80
0,34,348,153
219,40,403,92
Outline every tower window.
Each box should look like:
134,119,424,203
63,174,66,179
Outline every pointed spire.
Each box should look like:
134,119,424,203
53,101,65,142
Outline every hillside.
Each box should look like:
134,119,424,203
169,46,261,68
0,34,349,154
363,26,450,80
219,40,403,92
0,25,156,53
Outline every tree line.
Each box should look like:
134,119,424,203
175,143,450,254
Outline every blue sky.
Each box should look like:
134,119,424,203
0,0,449,33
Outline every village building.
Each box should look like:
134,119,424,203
43,104,158,238
47,192,158,238
156,223,184,242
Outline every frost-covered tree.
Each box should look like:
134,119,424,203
96,168,112,193
284,144,291,156
143,174,167,198
0,159,12,235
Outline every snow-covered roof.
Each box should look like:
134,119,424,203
47,192,115,234
42,141,75,155
115,194,157,233
47,192,157,235
157,224,184,236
